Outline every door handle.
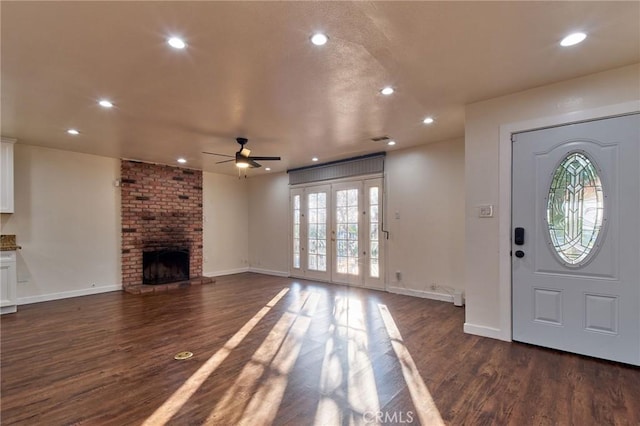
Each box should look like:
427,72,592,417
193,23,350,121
514,227,525,245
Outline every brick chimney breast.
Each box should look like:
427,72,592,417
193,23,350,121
120,160,205,293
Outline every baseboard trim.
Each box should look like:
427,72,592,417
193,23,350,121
203,267,250,277
1,305,18,314
387,286,454,303
464,323,510,341
18,285,122,306
248,267,289,277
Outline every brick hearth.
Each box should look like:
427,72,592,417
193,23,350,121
120,160,213,294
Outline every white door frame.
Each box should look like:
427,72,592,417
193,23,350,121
497,100,640,342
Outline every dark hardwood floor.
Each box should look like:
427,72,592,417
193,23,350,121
1,273,638,425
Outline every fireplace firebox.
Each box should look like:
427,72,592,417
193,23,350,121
143,248,190,285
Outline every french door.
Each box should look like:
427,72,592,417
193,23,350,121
294,184,331,281
290,177,384,289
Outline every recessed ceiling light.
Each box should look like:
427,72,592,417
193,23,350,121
98,99,113,108
310,33,328,46
167,37,186,49
387,140,396,146
423,117,434,124
560,32,587,47
312,157,319,162
67,129,79,135
381,87,394,96
177,158,187,164
265,167,271,171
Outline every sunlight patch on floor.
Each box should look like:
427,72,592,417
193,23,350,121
346,298,380,421
205,290,315,425
314,325,343,426
236,292,320,425
378,303,445,426
314,296,380,425
141,287,290,426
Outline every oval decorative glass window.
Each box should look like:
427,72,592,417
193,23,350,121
547,152,604,265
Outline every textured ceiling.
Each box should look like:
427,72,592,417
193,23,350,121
2,1,639,175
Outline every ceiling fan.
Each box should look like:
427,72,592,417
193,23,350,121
203,137,281,168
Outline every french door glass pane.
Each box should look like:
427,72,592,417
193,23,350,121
318,255,327,271
336,189,359,275
369,187,379,278
293,194,301,269
308,192,327,271
370,259,379,278
318,224,326,239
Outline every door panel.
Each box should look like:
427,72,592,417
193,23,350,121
331,182,362,285
304,185,331,281
512,114,639,365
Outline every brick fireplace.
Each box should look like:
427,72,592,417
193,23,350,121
120,160,213,294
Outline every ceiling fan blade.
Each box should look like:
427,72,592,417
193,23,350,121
248,156,281,161
203,151,234,158
216,159,234,164
248,159,262,168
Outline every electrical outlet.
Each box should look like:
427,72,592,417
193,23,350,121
430,284,437,291
395,271,402,281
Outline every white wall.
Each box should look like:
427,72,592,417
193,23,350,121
202,172,250,276
464,63,640,340
0,144,121,303
385,138,465,296
247,172,290,276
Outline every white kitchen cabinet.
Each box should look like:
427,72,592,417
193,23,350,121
1,138,16,213
1,251,17,314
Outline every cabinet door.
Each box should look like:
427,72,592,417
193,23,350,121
1,141,15,213
1,253,17,313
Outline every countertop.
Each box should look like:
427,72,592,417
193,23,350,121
0,234,21,251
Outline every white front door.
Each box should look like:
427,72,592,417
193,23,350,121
512,114,639,365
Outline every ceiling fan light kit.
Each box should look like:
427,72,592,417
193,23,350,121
203,137,281,170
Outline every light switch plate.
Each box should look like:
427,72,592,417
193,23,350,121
478,205,493,218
